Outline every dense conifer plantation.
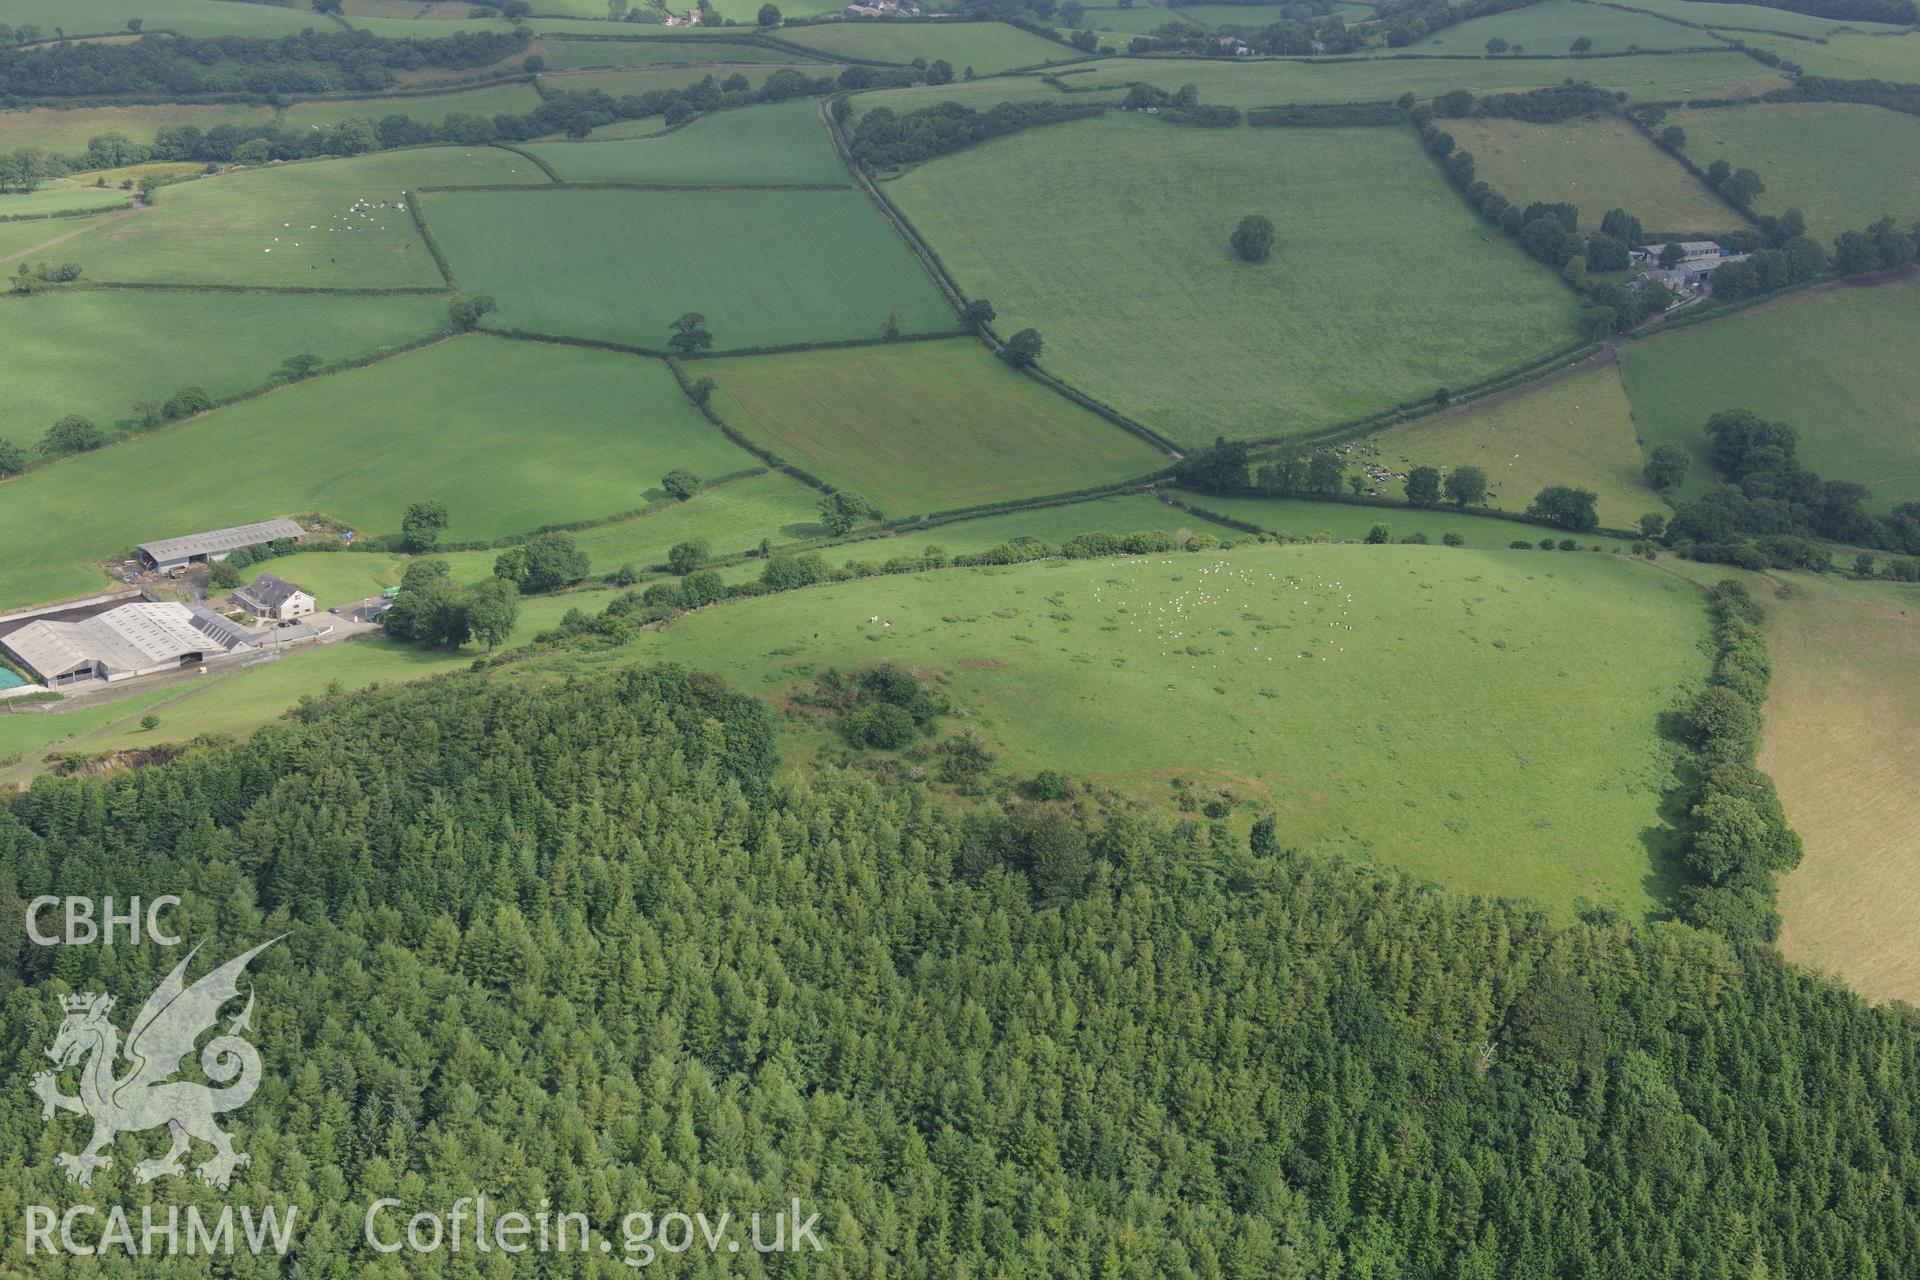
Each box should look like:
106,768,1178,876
3,668,1917,1276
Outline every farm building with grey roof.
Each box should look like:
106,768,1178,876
137,519,305,572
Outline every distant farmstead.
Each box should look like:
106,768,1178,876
232,572,315,621
1630,240,1728,265
136,519,306,573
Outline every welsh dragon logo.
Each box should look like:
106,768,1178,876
32,939,279,1191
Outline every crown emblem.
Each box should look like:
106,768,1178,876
61,993,112,1014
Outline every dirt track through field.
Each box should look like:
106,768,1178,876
0,204,145,266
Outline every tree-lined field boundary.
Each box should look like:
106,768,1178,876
821,94,1186,459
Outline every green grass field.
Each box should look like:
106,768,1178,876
526,100,848,184
0,185,133,218
0,102,277,160
889,114,1579,446
1611,0,1911,37
421,467,830,583
858,492,1244,561
1763,574,1920,1006
527,18,742,34
0,0,328,37
1171,493,1635,548
0,337,755,609
703,339,1169,515
1675,103,1920,241
572,542,1708,914
564,65,841,109
421,186,954,349
1445,115,1739,235
0,290,444,447
1348,361,1655,530
20,148,543,290
536,63,831,97
1074,4,1202,32
1409,1,1729,53
771,20,1076,73
238,551,403,608
1178,4,1316,27
583,84,840,138
277,82,546,133
1619,279,1920,508
708,0,846,21
846,77,1125,127
1730,30,1920,81
1054,51,1788,105
340,0,480,17
335,13,517,35
569,469,828,567
537,37,817,67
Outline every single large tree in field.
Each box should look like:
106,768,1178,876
1645,444,1691,491
1230,214,1275,263
401,499,450,552
1527,485,1600,532
668,312,714,356
1001,329,1044,368
1444,465,1487,509
521,533,591,592
1404,466,1442,507
40,415,105,456
448,294,496,332
818,491,875,536
466,578,521,651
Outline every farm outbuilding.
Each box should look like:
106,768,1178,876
137,518,305,573
0,601,253,687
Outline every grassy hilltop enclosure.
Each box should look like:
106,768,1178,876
524,100,849,185
703,339,1168,514
421,187,954,349
854,492,1245,561
0,291,446,447
1765,574,1920,1006
1407,0,1729,54
772,19,1076,73
580,543,1710,914
1444,116,1739,235
1347,362,1654,530
889,114,1580,446
1675,103,1920,241
1052,51,1790,105
1619,280,1920,508
0,338,748,610
16,148,544,290
1170,493,1636,548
